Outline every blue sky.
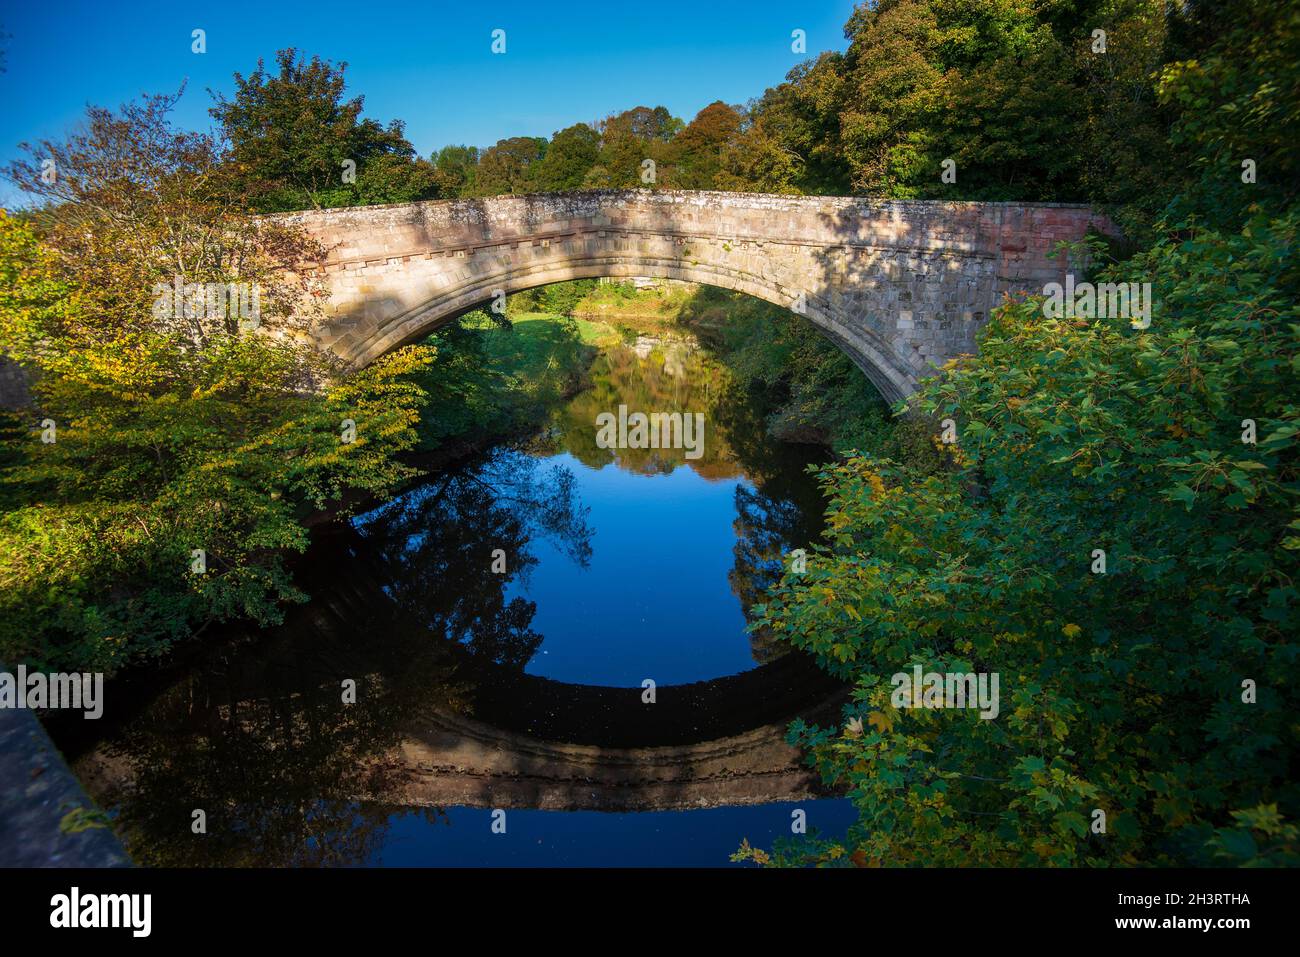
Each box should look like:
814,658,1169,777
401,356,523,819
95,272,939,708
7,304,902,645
0,0,857,204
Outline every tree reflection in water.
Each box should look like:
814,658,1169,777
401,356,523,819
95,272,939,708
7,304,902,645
77,532,476,866
360,338,829,672
67,333,831,866
526,338,828,665
354,449,594,670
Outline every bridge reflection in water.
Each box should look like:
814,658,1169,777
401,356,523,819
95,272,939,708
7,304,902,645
52,336,854,865
56,514,845,867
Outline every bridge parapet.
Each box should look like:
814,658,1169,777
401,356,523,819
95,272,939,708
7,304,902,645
278,190,1113,401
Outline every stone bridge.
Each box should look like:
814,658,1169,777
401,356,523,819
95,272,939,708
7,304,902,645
282,190,1111,402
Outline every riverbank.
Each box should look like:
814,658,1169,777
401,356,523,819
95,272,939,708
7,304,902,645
41,323,855,865
511,280,908,454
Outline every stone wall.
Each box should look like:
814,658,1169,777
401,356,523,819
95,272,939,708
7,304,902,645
0,355,32,411
0,702,130,867
279,189,1113,401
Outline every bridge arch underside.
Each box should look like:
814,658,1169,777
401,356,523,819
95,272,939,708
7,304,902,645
330,255,918,404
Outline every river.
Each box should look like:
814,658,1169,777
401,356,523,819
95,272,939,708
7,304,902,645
49,329,854,866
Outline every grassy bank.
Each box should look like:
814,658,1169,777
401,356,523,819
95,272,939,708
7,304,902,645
504,279,935,463
406,310,602,454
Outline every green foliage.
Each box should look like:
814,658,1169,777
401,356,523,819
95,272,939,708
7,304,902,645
1156,0,1300,227
529,124,601,192
721,54,852,194
405,311,593,451
665,101,744,189
533,279,598,316
831,0,1085,198
1074,1,1182,237
4,88,323,352
586,105,682,188
706,0,1187,221
713,0,1300,870
430,144,480,198
745,210,1299,866
0,188,431,673
437,104,706,197
210,48,438,211
678,286,899,454
467,136,548,197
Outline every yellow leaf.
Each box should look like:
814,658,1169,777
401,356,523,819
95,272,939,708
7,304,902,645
1062,623,1082,638
867,710,894,734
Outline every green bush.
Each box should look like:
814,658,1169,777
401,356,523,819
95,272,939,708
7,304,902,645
745,211,1299,866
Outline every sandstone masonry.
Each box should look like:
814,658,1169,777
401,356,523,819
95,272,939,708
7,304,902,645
278,189,1113,402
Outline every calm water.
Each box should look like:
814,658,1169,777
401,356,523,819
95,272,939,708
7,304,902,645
366,801,857,867
50,333,851,867
355,336,828,686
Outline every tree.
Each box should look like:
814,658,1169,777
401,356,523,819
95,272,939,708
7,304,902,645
716,113,808,195
834,0,1075,198
351,153,440,207
431,144,480,198
721,54,851,195
588,106,682,188
1155,0,1300,227
529,124,600,191
602,104,681,142
209,48,435,211
737,0,1300,868
0,94,432,673
667,102,743,189
469,136,547,196
5,89,318,351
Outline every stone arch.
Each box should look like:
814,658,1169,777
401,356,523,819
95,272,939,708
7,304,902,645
285,191,1113,406
339,253,917,404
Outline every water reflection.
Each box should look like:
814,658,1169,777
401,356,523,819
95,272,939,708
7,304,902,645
353,336,828,684
66,535,474,866
64,552,842,866
53,331,843,867
355,450,593,670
